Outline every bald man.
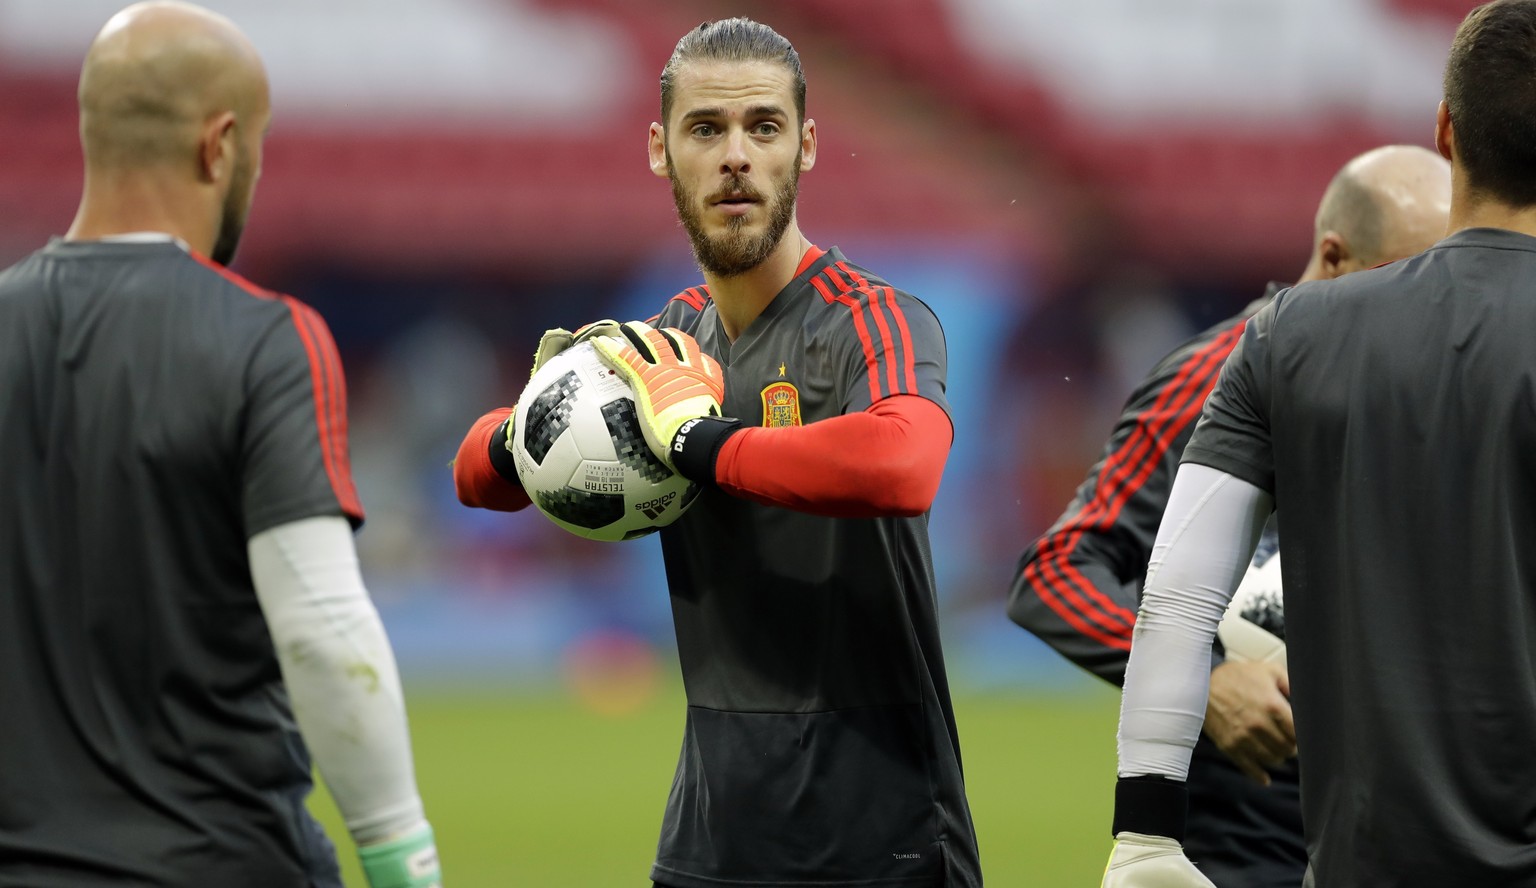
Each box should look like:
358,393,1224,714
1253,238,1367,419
1009,145,1450,888
0,4,440,887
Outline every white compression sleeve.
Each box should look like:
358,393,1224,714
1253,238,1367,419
248,516,426,846
1117,463,1274,780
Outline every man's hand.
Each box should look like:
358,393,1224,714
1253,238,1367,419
529,318,622,380
589,321,725,470
1203,659,1296,784
358,822,441,888
1102,833,1215,887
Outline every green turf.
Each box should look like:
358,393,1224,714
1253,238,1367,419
308,685,1121,886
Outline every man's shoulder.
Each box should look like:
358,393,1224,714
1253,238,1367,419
796,248,941,336
652,285,713,330
1135,308,1251,396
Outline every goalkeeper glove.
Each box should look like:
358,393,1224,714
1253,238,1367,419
509,318,626,469
588,321,726,473
1102,833,1214,887
359,822,441,888
529,318,623,379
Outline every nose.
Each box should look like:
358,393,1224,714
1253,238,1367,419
720,128,751,176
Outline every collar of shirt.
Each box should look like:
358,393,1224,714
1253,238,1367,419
95,232,191,251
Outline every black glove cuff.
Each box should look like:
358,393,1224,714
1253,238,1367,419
1111,775,1188,842
488,417,521,485
670,416,743,483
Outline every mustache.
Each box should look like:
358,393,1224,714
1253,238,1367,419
706,177,765,203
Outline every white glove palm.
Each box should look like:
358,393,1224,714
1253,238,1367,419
1101,832,1214,888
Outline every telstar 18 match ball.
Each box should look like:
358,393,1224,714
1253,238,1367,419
510,341,699,541
1217,550,1286,668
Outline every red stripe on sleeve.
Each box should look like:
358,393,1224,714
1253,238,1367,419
291,303,347,507
189,251,364,522
833,263,901,396
1029,557,1135,650
834,263,923,398
882,287,920,395
280,299,365,522
1021,323,1246,642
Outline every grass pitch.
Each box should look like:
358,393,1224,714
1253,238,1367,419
308,686,1120,886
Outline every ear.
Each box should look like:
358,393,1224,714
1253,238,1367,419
799,118,817,173
648,123,669,179
1434,100,1454,162
1316,231,1351,279
198,111,238,185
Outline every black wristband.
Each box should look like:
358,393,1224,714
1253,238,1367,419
670,416,743,483
487,417,521,485
1111,775,1188,841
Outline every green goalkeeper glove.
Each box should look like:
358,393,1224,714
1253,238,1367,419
359,822,442,888
588,321,725,472
529,318,623,380
1101,833,1214,888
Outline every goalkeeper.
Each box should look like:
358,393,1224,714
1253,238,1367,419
0,4,438,887
1008,145,1450,887
454,18,980,888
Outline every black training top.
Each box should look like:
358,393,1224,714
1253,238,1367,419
1184,228,1536,887
0,239,361,887
646,247,981,888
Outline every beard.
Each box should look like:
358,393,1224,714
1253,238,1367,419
211,145,254,266
669,147,800,278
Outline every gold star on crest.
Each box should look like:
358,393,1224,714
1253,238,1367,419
778,362,787,377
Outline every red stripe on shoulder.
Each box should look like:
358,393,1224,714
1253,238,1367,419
834,262,907,397
672,286,711,311
188,251,364,522
812,267,884,403
795,245,826,277
189,250,281,301
281,299,365,523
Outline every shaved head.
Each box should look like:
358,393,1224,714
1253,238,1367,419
75,1,269,264
1314,145,1452,270
80,1,266,168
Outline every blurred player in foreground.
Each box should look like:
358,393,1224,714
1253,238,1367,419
1101,1,1536,885
1012,144,1449,887
455,17,980,888
0,3,439,886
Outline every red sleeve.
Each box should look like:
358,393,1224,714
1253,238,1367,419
714,394,951,518
452,407,533,512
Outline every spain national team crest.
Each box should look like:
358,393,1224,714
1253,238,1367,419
760,381,802,427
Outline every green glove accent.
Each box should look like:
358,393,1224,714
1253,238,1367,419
359,822,442,888
529,318,622,380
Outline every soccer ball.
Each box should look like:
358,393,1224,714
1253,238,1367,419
510,341,699,541
1216,550,1286,668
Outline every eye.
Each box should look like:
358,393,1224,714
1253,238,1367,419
691,123,717,138
753,122,780,136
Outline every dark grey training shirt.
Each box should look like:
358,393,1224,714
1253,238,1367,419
646,247,981,888
0,239,361,887
1184,228,1536,887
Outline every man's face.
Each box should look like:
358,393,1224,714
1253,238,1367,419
652,60,814,278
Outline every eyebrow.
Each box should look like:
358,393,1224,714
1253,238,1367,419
680,103,789,123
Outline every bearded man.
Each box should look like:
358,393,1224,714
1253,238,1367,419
453,17,980,888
